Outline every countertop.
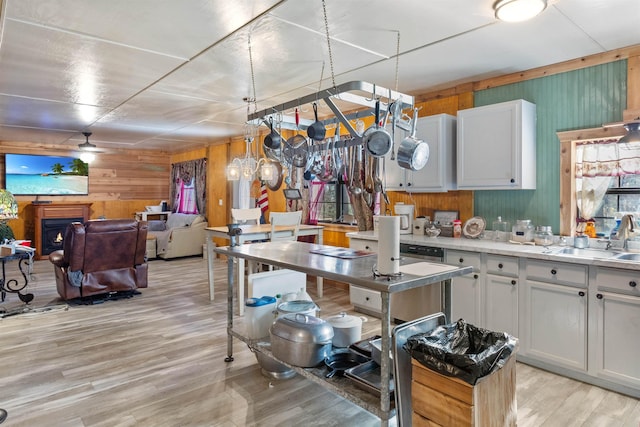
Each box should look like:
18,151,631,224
346,231,640,271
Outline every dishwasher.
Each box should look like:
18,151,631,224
391,243,444,323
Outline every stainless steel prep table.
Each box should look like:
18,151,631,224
213,241,472,425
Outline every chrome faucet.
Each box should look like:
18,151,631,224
597,238,613,250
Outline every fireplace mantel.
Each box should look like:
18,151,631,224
26,203,92,260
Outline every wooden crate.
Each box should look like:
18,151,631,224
411,355,517,427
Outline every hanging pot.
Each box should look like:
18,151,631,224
397,108,430,171
265,161,283,191
284,108,309,168
306,102,326,141
364,100,392,158
263,116,282,150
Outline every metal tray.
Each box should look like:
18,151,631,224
345,360,395,398
392,312,446,427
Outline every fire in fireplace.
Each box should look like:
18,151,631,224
41,218,83,255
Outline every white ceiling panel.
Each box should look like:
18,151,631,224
0,0,637,151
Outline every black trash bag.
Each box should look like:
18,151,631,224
403,319,517,385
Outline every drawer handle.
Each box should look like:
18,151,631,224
630,281,637,288
473,274,479,279
459,258,464,263
550,269,557,275
578,291,585,297
365,246,371,250
365,296,370,301
596,293,603,300
498,263,503,269
511,280,516,286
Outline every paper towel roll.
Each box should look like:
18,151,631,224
377,216,400,275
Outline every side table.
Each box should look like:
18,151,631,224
0,251,33,303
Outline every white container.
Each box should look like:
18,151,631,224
394,203,414,235
413,217,429,235
245,296,277,339
276,300,318,318
325,312,367,348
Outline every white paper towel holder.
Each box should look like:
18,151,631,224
372,259,404,280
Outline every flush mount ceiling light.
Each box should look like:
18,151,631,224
494,0,547,22
78,131,97,163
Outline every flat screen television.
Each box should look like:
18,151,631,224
5,153,89,196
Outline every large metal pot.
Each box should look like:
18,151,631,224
276,300,318,318
364,100,392,158
270,313,334,367
397,108,430,171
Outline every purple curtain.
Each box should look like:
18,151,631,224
170,158,207,216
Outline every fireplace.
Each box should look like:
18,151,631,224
26,203,92,260
41,217,84,255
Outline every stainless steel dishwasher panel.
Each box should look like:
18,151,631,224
391,244,444,323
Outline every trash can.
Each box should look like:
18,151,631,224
404,319,518,427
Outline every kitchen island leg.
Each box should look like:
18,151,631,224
380,291,392,426
225,255,235,362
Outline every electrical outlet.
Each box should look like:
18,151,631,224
218,199,223,206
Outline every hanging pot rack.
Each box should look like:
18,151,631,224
247,80,414,151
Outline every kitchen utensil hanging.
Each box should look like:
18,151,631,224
397,108,430,171
263,116,282,150
307,102,326,141
364,100,392,157
265,161,284,191
284,108,309,168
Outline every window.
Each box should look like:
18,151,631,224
593,175,640,236
309,178,354,224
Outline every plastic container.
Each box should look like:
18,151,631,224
394,203,414,235
511,219,534,242
453,220,462,238
245,296,277,339
584,221,596,238
534,226,553,246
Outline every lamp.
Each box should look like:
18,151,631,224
618,120,640,145
494,0,547,22
0,189,18,242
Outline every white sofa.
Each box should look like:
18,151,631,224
147,213,207,259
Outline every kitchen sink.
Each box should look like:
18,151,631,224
552,247,617,258
611,252,640,261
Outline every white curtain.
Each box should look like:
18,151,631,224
575,138,640,220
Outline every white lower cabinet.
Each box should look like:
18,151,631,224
484,254,519,337
593,267,640,389
523,279,587,371
484,273,518,337
521,259,589,370
445,250,482,326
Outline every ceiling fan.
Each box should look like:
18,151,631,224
77,131,100,162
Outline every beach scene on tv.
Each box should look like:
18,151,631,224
5,154,89,195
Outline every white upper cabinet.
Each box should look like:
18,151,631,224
384,114,456,192
456,99,536,190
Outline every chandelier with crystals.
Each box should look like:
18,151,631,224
225,33,276,182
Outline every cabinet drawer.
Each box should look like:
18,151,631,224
486,254,519,277
526,259,587,288
445,250,482,272
349,238,378,252
349,285,381,313
595,267,640,296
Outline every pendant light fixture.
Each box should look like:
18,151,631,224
494,0,547,22
617,119,640,145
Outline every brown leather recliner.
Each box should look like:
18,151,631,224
49,219,149,301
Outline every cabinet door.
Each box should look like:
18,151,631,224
450,273,482,326
595,291,640,388
405,114,456,192
484,273,518,337
523,280,587,371
457,99,535,190
383,123,406,191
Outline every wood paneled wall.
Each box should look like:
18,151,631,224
0,142,171,239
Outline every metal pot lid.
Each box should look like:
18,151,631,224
325,312,363,328
270,313,334,344
265,162,283,191
277,300,317,313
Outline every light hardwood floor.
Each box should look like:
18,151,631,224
0,256,638,426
